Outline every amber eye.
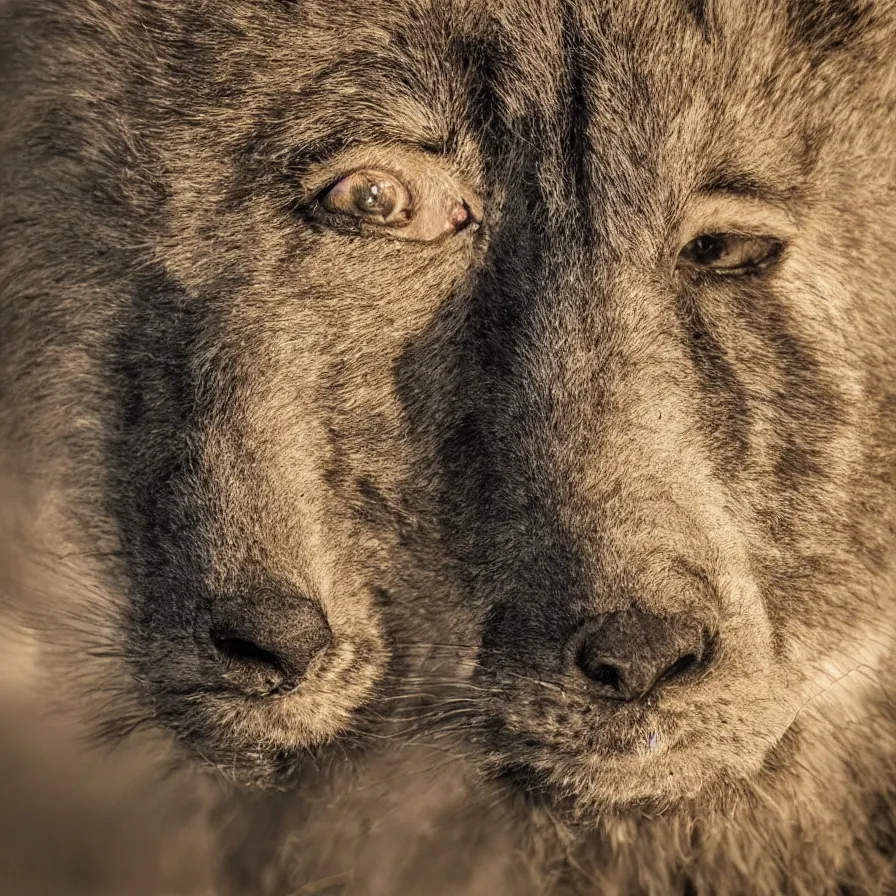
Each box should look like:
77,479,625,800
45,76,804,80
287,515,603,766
321,170,411,226
678,233,783,275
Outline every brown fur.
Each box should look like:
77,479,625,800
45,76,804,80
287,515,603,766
2,0,896,893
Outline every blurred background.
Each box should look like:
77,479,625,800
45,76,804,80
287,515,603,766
0,626,215,896
0,479,219,896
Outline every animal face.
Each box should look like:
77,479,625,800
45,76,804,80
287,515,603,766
4,0,896,810
386,0,896,820
0,0,480,783
87,9,495,780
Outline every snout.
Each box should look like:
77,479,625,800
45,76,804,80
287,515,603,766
569,610,715,702
209,593,332,696
475,561,787,814
131,575,388,784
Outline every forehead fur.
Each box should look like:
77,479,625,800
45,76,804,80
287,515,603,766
162,0,895,219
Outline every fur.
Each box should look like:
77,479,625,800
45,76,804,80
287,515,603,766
2,0,896,893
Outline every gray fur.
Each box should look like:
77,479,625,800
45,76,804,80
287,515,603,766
2,0,896,893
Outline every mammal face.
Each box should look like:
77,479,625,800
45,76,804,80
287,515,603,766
5,0,896,806
389,0,896,819
0,0,483,783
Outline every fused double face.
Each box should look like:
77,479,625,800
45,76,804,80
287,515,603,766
3,0,896,812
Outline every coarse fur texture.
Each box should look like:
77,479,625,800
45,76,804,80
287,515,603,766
2,0,896,894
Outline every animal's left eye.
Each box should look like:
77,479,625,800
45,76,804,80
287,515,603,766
322,170,412,226
678,233,783,275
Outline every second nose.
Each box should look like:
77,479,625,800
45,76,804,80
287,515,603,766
210,590,332,696
572,609,713,702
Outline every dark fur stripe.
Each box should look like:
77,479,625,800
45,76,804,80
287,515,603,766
787,0,869,60
675,290,752,473
559,1,594,233
683,0,715,43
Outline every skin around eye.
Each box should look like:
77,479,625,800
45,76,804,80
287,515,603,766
678,233,784,274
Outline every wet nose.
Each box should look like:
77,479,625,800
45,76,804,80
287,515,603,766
571,610,713,702
209,591,332,696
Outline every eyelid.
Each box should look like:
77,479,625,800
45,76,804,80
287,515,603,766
678,234,784,273
678,194,799,250
295,143,483,244
298,144,441,204
295,143,483,219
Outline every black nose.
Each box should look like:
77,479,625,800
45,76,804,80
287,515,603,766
209,592,332,696
572,610,713,702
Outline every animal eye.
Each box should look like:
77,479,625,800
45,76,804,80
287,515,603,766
321,170,412,226
311,167,478,242
678,233,783,275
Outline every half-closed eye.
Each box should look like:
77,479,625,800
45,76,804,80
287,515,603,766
678,232,784,275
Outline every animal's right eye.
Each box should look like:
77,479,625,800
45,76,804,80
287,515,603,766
677,233,784,275
307,162,478,242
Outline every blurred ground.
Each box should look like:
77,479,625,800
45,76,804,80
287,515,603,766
0,620,217,896
0,470,219,896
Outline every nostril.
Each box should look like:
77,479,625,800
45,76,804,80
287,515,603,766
658,652,699,684
211,631,293,694
575,636,630,698
208,595,332,696
212,634,288,674
584,662,624,691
